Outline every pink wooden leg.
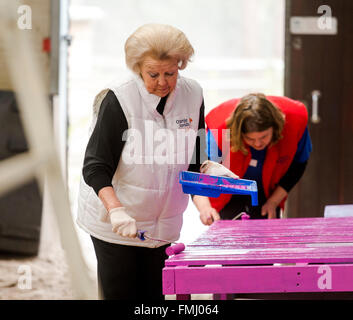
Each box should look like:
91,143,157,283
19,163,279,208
176,294,191,300
213,293,235,300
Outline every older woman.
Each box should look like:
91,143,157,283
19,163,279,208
194,93,312,224
76,24,206,300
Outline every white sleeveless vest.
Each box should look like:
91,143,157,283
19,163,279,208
76,75,203,248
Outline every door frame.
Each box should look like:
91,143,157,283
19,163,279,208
50,0,70,180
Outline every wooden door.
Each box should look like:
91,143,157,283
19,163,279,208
284,0,353,218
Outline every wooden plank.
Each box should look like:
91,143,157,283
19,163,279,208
190,220,353,243
191,218,353,246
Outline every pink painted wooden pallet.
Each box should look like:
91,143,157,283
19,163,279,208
163,217,353,299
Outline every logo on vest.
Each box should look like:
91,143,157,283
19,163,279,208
176,118,192,129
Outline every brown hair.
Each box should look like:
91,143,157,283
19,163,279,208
225,93,285,155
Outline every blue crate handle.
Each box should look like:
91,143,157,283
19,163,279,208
179,171,258,206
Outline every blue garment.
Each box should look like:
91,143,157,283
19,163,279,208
206,129,222,162
243,147,267,204
243,148,266,186
294,127,312,163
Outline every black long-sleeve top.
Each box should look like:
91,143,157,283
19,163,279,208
278,160,307,192
83,90,206,195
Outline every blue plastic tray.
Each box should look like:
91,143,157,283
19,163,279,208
179,171,258,206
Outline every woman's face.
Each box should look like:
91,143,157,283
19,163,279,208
140,56,179,97
242,127,273,151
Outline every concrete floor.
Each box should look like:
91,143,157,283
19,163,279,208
0,198,209,300
0,212,75,299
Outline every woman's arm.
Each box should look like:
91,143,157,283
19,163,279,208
188,99,220,225
192,195,220,226
261,185,288,219
83,90,128,197
98,186,123,211
278,126,311,192
262,126,312,219
82,91,138,236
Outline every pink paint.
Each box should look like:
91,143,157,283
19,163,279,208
165,243,185,256
163,217,353,298
241,213,250,220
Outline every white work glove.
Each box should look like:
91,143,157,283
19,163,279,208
109,207,137,238
200,160,239,179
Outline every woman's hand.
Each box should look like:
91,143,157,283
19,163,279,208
109,207,137,238
192,195,220,225
199,206,220,226
261,186,288,219
200,160,239,179
98,186,139,237
261,200,278,219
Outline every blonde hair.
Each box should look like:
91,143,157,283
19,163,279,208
226,93,285,155
124,23,194,74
